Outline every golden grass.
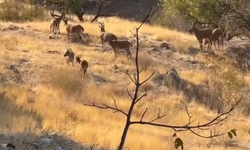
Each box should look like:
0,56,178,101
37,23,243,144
0,16,249,150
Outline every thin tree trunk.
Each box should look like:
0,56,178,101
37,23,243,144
117,121,130,150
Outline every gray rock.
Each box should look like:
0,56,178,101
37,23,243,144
160,42,171,50
8,65,19,74
152,68,183,90
164,68,182,89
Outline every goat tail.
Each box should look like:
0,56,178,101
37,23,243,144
130,42,133,47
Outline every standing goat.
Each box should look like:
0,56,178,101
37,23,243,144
189,23,213,51
63,18,85,42
98,22,117,50
75,55,89,76
108,40,133,57
50,12,65,35
63,48,75,66
205,28,224,50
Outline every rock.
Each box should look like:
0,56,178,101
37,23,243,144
19,59,29,64
8,65,19,74
92,74,107,84
47,50,60,54
21,50,29,53
152,68,184,90
41,138,53,146
160,42,171,50
152,47,161,52
58,146,64,150
164,68,182,89
49,35,55,39
176,57,184,61
152,74,165,86
7,143,16,149
186,59,198,64
113,65,119,70
1,24,22,31
0,143,16,150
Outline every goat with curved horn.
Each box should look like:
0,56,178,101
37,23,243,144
189,22,213,51
98,22,117,51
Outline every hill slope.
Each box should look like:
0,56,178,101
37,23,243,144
0,17,250,150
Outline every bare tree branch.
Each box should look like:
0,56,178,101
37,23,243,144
188,129,223,138
83,102,127,116
139,72,155,86
140,108,148,122
129,30,137,38
124,70,136,84
149,108,166,123
130,97,242,136
127,88,133,100
137,7,157,30
91,1,115,23
90,144,98,150
134,92,148,104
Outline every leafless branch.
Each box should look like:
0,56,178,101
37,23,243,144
140,108,148,122
188,129,223,138
134,92,148,104
149,108,166,123
184,105,195,126
137,7,157,30
83,102,127,116
91,1,115,23
124,70,136,84
127,88,133,100
139,72,155,86
130,97,242,138
129,30,136,38
90,144,98,150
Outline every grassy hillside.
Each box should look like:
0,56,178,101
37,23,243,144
0,16,250,150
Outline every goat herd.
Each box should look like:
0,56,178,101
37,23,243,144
188,22,224,51
49,13,224,77
49,12,134,77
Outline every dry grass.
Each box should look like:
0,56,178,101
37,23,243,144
0,16,249,150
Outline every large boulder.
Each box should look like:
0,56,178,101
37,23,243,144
163,68,182,89
152,68,184,90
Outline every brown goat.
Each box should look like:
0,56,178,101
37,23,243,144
189,23,213,51
63,18,85,42
205,28,224,50
76,55,89,76
63,48,75,66
108,40,132,57
50,12,65,35
98,22,117,50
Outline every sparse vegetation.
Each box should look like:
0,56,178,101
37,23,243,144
0,0,45,21
0,1,250,149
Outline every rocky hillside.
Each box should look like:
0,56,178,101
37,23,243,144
0,15,250,150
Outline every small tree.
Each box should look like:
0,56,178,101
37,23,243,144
43,0,114,22
84,5,242,150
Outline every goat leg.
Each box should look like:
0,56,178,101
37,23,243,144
199,40,203,51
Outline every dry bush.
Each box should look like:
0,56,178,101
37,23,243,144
198,68,244,111
138,54,154,71
47,68,86,96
